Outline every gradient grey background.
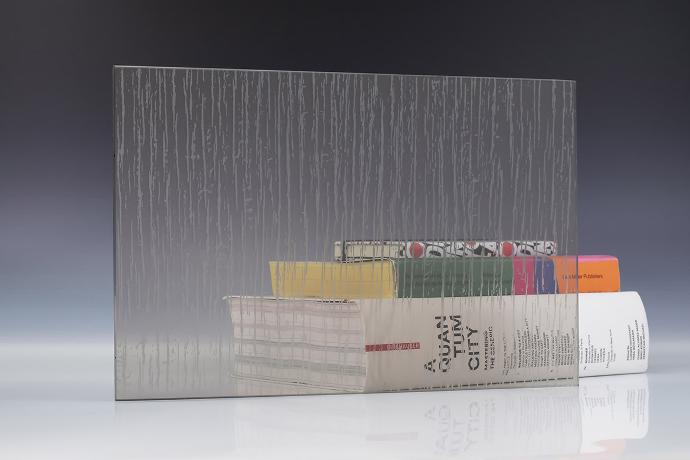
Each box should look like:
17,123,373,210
1,2,688,344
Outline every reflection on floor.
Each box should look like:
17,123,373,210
0,340,653,460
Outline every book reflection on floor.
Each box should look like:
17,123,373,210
232,373,649,459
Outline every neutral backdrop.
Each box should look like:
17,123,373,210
2,1,688,344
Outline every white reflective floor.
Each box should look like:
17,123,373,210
1,340,689,459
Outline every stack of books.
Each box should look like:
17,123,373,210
227,240,649,393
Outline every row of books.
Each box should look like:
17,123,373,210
228,240,649,393
269,255,620,299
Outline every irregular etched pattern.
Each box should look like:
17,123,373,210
114,67,577,399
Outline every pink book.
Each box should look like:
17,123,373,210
513,257,536,294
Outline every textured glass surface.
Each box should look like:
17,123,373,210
114,67,577,399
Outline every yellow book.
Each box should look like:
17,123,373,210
269,260,396,299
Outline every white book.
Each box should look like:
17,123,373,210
228,291,648,392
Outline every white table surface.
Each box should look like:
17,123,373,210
1,340,688,459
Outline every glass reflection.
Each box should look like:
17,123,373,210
0,374,648,459
229,374,648,458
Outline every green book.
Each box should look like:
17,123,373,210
395,258,514,298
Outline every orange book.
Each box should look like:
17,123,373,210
552,255,620,293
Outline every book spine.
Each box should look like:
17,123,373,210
553,255,621,293
578,292,649,377
536,257,557,294
395,258,514,297
269,260,397,299
336,240,557,260
512,257,536,294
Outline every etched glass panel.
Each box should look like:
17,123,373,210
114,67,577,399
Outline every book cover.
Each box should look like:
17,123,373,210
229,293,578,392
228,291,647,393
578,291,649,376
